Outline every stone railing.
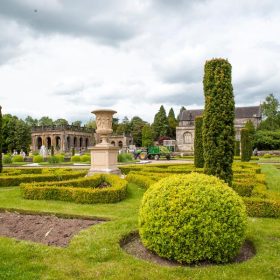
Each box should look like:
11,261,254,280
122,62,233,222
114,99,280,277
31,125,95,133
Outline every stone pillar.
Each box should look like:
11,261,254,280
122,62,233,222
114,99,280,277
88,109,120,176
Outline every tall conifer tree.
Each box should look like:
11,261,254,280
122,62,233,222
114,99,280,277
0,106,3,173
153,105,168,140
202,58,235,185
167,108,177,138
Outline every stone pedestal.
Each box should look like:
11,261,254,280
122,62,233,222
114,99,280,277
87,109,121,176
88,145,121,175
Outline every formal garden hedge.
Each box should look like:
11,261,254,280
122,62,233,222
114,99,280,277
139,173,247,264
122,163,280,218
21,174,127,204
0,168,87,187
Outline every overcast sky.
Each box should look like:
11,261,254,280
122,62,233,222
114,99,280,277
0,0,280,123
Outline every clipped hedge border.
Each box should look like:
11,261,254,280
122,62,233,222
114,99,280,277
0,170,87,187
21,174,127,204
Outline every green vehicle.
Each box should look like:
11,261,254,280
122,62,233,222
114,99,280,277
136,146,171,160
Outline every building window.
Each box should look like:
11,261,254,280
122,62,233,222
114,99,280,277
183,132,192,144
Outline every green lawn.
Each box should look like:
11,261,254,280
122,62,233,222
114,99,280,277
0,168,279,279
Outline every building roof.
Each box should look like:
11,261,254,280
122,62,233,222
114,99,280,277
179,106,261,121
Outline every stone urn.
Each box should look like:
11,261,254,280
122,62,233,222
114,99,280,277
87,109,121,176
93,109,116,146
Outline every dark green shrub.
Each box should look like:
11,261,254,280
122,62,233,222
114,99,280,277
139,173,247,264
241,128,252,162
71,147,75,156
202,58,235,185
234,140,240,156
2,154,12,164
12,155,24,162
80,155,90,162
33,155,44,163
71,155,81,162
253,130,280,150
194,116,204,168
48,156,60,164
21,174,127,204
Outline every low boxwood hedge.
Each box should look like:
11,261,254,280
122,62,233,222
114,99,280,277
0,169,87,187
21,174,127,204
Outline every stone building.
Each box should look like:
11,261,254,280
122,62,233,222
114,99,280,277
31,125,133,154
31,125,95,153
176,106,262,152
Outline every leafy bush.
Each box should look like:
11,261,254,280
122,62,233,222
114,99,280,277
80,155,90,162
234,141,240,156
118,153,134,163
203,59,235,185
33,155,44,163
2,154,12,164
12,155,24,162
139,173,247,264
71,155,80,162
21,174,127,204
48,156,60,164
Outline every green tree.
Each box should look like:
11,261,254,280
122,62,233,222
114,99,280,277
0,106,2,173
54,118,68,126
85,119,96,129
71,120,82,127
177,106,186,121
2,114,31,153
153,105,168,140
116,116,131,135
167,108,177,138
245,120,256,149
241,128,252,161
142,124,154,147
194,116,204,168
38,116,53,126
202,58,235,185
25,116,38,127
130,116,147,146
259,94,280,130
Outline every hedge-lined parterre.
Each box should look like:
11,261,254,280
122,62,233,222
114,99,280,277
139,173,247,264
21,174,127,204
0,168,87,187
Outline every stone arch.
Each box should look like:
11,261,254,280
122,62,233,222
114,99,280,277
183,132,192,144
66,136,71,151
111,141,115,146
85,138,89,149
118,141,123,148
79,137,83,148
55,136,61,150
37,137,42,150
46,137,52,149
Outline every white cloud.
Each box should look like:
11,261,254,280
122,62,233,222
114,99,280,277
0,0,280,122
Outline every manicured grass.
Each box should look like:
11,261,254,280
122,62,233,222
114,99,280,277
261,164,280,192
0,170,279,279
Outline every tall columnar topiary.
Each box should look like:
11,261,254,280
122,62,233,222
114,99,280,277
0,106,2,173
203,58,235,185
241,128,252,162
194,116,204,168
51,145,54,156
234,140,240,156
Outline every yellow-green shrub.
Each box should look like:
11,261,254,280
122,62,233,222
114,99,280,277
139,173,247,264
21,174,127,204
12,155,24,162
33,155,44,163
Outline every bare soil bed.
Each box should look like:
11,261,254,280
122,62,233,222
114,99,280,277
0,211,102,247
121,232,255,267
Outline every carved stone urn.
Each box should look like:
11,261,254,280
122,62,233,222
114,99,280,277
93,109,116,146
87,109,121,176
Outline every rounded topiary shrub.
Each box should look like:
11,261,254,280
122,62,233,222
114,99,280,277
80,155,90,162
139,173,247,264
